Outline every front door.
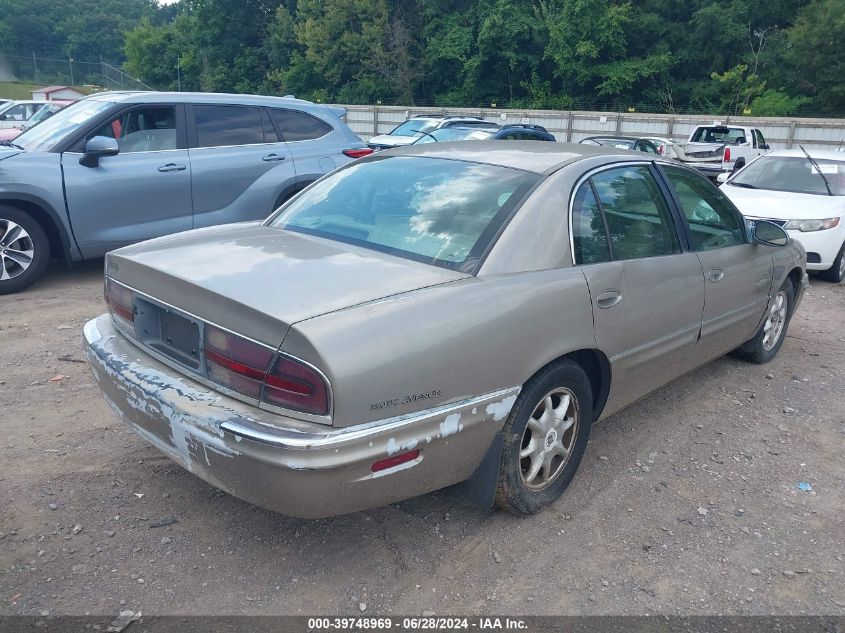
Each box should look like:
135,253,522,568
571,164,706,417
658,165,773,358
62,104,193,258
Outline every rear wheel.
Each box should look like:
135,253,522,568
0,206,49,295
819,242,845,283
731,280,794,364
495,360,593,515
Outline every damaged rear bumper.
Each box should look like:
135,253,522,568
83,314,518,518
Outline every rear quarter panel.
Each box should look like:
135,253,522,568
284,270,596,427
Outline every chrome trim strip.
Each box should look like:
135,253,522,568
220,386,521,449
107,278,335,426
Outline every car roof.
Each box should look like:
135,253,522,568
760,149,845,161
83,91,318,108
378,140,658,175
582,135,642,142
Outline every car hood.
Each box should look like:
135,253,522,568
367,134,418,148
0,147,22,161
107,223,467,347
722,184,845,220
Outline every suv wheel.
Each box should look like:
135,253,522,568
0,206,50,295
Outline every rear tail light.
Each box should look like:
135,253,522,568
343,148,374,159
105,278,135,324
724,147,731,163
204,326,329,415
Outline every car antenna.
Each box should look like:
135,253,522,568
798,145,833,196
410,129,438,142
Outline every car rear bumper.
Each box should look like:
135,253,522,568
84,314,518,518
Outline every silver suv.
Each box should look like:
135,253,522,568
367,114,499,150
0,91,369,293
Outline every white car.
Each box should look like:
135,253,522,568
367,115,498,150
721,150,845,282
0,100,45,129
642,136,682,159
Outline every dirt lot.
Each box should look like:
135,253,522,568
0,260,843,618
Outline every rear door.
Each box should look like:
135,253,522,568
658,165,773,357
267,107,340,186
188,104,296,228
62,103,193,257
571,163,706,415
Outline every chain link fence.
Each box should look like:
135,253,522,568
0,52,152,92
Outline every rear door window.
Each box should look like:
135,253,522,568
269,109,332,142
194,105,268,148
591,165,681,260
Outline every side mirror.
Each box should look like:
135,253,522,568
731,156,746,174
761,143,770,150
753,220,788,247
79,136,119,167
716,172,729,184
0,114,7,121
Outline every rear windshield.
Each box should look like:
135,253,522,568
690,127,746,144
730,156,845,196
390,119,439,137
268,156,540,271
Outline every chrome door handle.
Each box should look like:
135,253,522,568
596,289,623,309
158,163,186,172
708,268,725,283
262,154,286,162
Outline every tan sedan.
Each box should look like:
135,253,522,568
84,143,807,518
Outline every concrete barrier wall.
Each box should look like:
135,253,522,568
338,104,845,151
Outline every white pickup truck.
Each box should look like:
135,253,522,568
674,124,770,180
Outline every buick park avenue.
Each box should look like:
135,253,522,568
84,143,807,518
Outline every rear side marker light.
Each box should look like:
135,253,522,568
371,449,420,473
343,148,374,159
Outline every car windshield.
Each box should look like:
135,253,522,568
14,99,114,152
413,128,494,144
691,127,745,144
268,156,541,271
730,156,845,196
24,104,61,127
390,119,440,137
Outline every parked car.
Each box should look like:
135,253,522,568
642,136,682,159
84,142,807,519
721,149,845,282
0,100,45,129
579,136,659,154
0,91,370,293
413,123,556,144
0,100,71,143
367,114,499,150
676,124,770,179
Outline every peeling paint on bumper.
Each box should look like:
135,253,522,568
83,315,518,518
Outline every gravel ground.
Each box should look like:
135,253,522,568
0,260,843,618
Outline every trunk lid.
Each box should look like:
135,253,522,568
107,222,466,347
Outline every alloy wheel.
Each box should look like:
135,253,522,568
519,387,579,490
0,219,35,281
762,290,788,351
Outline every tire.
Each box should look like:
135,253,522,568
495,360,593,515
0,206,50,295
819,242,845,283
731,280,794,364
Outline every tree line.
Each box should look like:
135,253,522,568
1,0,843,116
